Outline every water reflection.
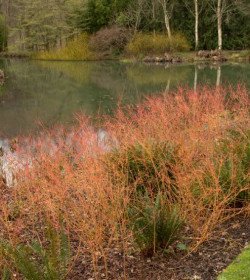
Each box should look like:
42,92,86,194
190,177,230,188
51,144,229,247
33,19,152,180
0,125,113,186
0,59,250,137
216,65,222,88
194,64,198,92
0,137,18,186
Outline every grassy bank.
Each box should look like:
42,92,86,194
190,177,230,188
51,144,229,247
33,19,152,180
0,86,249,279
32,31,192,61
1,30,249,62
217,246,250,280
0,51,31,58
2,49,249,63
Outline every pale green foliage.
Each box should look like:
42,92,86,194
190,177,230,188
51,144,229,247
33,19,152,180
126,33,191,55
170,33,192,53
33,33,94,60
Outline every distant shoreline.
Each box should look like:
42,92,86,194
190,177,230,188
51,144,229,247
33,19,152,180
1,50,250,63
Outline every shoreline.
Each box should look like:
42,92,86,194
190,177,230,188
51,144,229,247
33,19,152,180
1,50,249,63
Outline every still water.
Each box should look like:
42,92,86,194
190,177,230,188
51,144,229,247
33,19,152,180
0,59,250,137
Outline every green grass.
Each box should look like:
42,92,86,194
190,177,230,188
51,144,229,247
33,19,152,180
120,58,137,63
217,246,250,280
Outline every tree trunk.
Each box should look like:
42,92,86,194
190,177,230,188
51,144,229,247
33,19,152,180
134,0,143,33
164,13,171,39
162,0,171,39
194,0,199,50
217,0,223,50
152,0,156,36
134,11,141,33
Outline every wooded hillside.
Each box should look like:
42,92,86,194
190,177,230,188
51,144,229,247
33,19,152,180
0,0,249,52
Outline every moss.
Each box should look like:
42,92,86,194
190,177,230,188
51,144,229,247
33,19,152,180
217,246,250,280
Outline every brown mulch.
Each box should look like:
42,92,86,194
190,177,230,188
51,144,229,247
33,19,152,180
69,216,250,280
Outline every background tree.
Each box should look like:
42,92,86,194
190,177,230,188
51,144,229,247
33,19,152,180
120,0,151,32
184,0,204,50
236,0,250,15
209,0,236,50
0,0,249,52
0,14,7,51
157,0,175,39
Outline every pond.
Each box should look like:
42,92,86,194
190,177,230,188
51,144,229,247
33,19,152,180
0,59,250,138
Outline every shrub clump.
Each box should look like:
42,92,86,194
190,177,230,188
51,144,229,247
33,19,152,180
128,191,185,256
0,86,249,277
212,128,249,202
34,33,94,60
0,225,70,280
126,33,191,56
107,140,178,196
89,26,131,56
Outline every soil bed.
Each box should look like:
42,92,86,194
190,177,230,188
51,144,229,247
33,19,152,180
69,216,250,280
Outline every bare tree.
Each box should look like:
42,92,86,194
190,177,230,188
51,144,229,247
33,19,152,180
236,0,250,15
157,0,175,39
152,0,156,35
123,0,149,33
184,0,204,50
209,0,235,50
217,0,223,50
194,0,199,50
